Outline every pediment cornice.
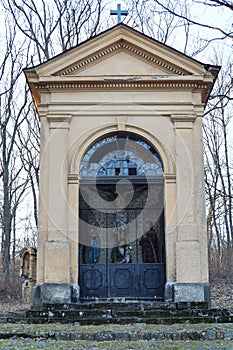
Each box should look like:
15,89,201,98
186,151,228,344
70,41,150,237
36,80,209,91
34,78,211,105
53,40,189,77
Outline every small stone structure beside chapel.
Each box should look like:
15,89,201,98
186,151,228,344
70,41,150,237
20,247,37,302
24,24,220,307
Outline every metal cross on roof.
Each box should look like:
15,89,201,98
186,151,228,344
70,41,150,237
110,3,128,24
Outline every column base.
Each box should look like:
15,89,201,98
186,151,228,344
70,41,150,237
165,282,210,308
33,283,80,308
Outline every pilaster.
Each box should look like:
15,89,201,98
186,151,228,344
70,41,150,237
44,114,72,284
171,114,206,283
47,115,71,241
67,174,79,284
163,173,177,282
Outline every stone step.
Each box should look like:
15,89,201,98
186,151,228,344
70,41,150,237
2,307,233,325
7,315,233,326
41,300,209,311
2,300,233,325
27,309,196,319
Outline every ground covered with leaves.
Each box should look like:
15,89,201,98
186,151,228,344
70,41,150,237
211,281,233,309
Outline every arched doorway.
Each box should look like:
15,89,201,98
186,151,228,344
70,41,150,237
79,133,165,299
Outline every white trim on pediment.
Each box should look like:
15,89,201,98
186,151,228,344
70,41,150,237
54,40,189,77
33,26,209,78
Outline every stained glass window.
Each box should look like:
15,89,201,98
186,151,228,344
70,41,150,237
79,134,163,177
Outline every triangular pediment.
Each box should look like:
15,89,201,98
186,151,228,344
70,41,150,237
31,25,213,79
76,50,168,76
52,40,190,77
24,24,220,108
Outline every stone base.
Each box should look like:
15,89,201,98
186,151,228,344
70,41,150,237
165,282,211,308
33,283,80,308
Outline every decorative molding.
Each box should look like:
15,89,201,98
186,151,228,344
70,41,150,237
47,114,72,122
49,122,70,130
116,116,127,130
68,174,79,184
171,114,196,129
35,81,209,92
54,40,188,77
47,114,72,129
163,173,176,183
171,115,196,122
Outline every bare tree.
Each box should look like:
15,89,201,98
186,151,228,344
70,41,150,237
126,0,182,43
203,52,233,278
3,0,106,63
197,0,233,11
0,19,32,285
152,0,233,38
0,0,108,289
0,0,109,289
16,108,40,228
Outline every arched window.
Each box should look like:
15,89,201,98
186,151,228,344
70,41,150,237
79,134,163,178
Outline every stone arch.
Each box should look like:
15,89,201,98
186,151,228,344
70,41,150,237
69,123,175,176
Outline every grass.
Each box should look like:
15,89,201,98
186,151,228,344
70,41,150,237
0,323,233,349
0,338,233,349
0,322,232,333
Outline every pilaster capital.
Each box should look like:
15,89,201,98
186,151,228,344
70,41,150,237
170,114,196,129
47,114,72,129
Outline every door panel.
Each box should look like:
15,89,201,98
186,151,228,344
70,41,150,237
109,264,135,297
140,263,165,298
79,263,165,299
79,264,107,298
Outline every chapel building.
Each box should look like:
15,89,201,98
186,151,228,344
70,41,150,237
24,24,220,306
